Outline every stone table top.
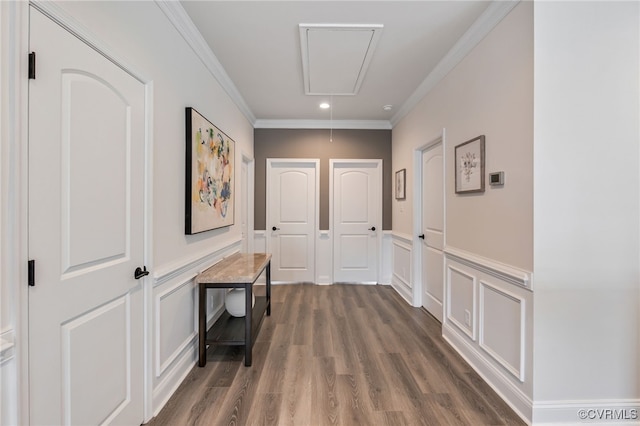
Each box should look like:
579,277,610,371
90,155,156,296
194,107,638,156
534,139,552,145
196,253,271,284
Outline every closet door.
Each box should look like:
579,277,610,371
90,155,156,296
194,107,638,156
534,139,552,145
267,159,318,283
332,160,381,284
28,8,145,425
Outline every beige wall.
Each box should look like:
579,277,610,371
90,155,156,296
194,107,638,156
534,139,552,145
392,2,533,271
254,129,392,230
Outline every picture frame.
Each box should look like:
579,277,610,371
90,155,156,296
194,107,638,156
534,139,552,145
455,135,485,194
185,107,235,234
395,168,406,200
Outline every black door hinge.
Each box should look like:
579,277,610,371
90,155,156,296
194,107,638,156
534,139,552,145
28,52,36,79
28,259,35,287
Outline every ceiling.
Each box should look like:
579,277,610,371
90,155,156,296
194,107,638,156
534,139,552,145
177,1,508,128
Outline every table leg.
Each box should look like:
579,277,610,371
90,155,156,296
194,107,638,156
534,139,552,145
245,283,252,367
198,284,206,367
266,261,271,316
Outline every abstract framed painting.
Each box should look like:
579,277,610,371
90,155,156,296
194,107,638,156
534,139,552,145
455,135,485,194
185,107,235,234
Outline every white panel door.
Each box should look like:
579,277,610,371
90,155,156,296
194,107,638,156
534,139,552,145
332,160,381,284
267,160,318,283
421,143,444,321
28,8,145,425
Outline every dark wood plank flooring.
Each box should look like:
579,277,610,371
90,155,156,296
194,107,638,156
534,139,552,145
146,284,525,426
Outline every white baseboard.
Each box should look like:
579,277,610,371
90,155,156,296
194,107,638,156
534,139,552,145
151,340,197,417
152,302,225,418
391,276,413,305
443,322,533,425
532,400,640,425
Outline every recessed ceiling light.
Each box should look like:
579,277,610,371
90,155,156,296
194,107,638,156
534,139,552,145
383,104,393,111
319,102,331,109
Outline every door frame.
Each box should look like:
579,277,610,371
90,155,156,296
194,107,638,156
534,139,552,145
6,2,154,423
412,130,446,309
330,159,383,284
241,151,255,253
4,2,31,424
265,158,319,282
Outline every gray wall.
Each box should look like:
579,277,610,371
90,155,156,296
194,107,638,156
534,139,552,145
254,129,392,230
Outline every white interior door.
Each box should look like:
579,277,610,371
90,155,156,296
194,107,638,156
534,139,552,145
421,143,444,321
267,159,318,283
332,160,381,284
28,8,145,425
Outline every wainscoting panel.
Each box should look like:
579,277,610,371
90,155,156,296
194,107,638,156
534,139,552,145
253,230,266,254
391,232,413,304
151,239,240,415
254,230,391,286
479,280,525,382
443,247,533,423
380,231,392,285
316,231,332,284
446,266,476,340
155,276,197,377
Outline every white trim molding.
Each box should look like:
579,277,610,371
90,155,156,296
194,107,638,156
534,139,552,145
478,281,526,382
1,2,28,423
379,230,393,285
154,276,197,378
151,343,196,417
155,0,255,124
253,119,392,130
412,130,446,309
153,237,242,286
390,232,413,305
316,230,332,285
445,265,477,341
443,250,533,425
391,1,520,126
391,231,413,245
151,239,240,416
532,399,640,425
444,246,533,290
443,326,533,424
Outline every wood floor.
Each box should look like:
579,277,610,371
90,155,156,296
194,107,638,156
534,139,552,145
146,284,525,426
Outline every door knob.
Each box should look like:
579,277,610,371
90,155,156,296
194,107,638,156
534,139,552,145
418,234,425,239
134,266,149,280
368,226,376,231
272,226,280,231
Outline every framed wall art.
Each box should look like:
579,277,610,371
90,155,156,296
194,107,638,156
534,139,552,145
395,168,406,200
185,107,235,234
455,135,485,194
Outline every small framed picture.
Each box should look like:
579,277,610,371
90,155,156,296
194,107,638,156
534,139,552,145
455,135,485,194
395,169,406,200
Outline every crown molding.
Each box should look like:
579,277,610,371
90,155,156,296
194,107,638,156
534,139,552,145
390,0,520,127
156,0,518,130
155,0,256,124
254,119,392,130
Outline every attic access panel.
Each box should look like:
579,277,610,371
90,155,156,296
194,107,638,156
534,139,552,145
299,24,383,95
